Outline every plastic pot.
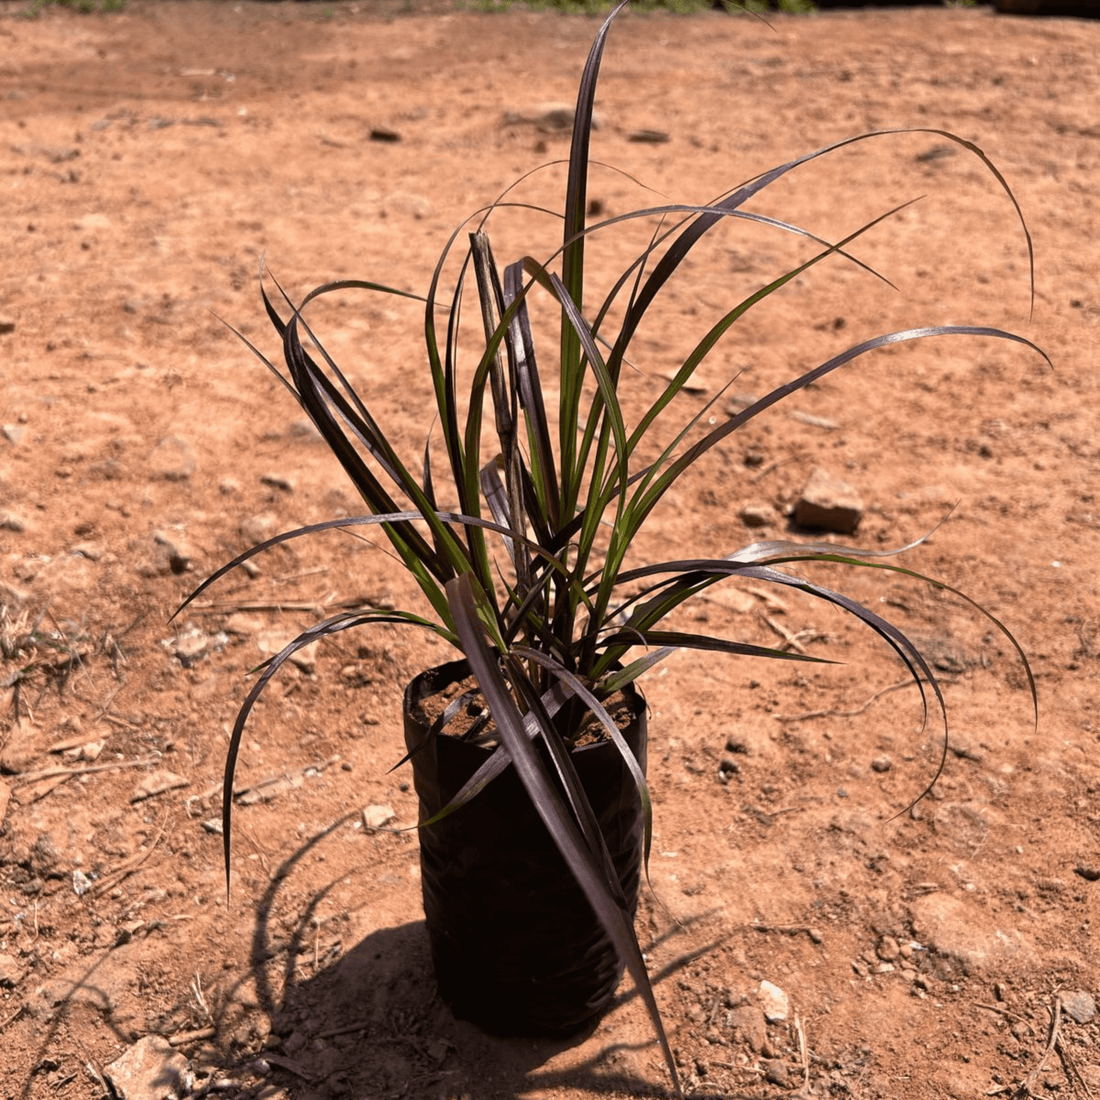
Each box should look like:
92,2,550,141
403,659,648,1036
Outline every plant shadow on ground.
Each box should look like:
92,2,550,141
245,820,725,1099
17,955,134,1100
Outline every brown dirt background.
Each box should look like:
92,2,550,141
1,2,1099,1098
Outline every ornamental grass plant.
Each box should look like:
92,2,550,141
179,2,1046,1093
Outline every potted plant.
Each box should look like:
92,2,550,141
178,3,1044,1094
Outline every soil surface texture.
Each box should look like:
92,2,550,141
1,3,1099,1099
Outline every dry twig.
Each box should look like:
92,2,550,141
760,613,818,654
775,676,917,724
750,921,822,942
168,1026,216,1047
14,754,161,785
1023,994,1062,1094
794,1013,810,1093
1059,1039,1095,1100
999,993,1095,1099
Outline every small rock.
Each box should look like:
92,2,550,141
30,832,62,877
73,541,105,561
789,410,839,430
238,774,303,806
738,504,772,529
74,212,112,232
1062,990,1096,1024
369,126,401,142
1,423,24,443
136,544,173,579
104,1035,193,1100
764,1059,789,1087
0,317,15,335
793,466,863,534
169,627,221,665
0,952,25,987
62,738,105,762
948,737,984,762
281,1030,307,1056
871,754,892,773
223,612,264,637
149,436,196,482
362,804,396,830
384,191,433,220
758,980,789,1023
260,473,294,493
290,650,315,674
0,511,28,533
131,771,189,803
504,102,573,132
0,741,35,775
656,370,708,395
724,729,771,757
152,530,195,574
288,419,320,439
727,1004,766,1053
1074,864,1100,882
876,935,901,962
910,892,1029,968
254,629,315,673
240,512,280,545
628,129,670,143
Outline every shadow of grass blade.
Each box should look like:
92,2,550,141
219,610,439,894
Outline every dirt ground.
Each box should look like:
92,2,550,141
1,1,1099,1098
